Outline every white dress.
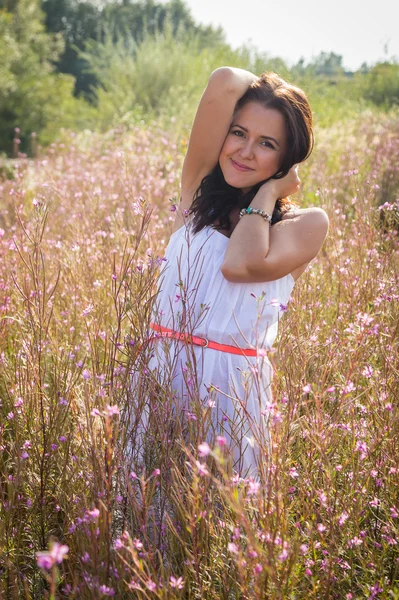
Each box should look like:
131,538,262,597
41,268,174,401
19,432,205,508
143,221,296,479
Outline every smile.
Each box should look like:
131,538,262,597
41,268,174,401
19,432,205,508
231,159,254,172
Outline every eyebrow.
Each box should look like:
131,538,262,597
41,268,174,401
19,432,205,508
232,124,281,148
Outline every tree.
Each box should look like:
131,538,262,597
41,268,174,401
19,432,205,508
42,0,102,99
0,0,89,154
292,52,345,77
42,0,225,99
359,61,399,107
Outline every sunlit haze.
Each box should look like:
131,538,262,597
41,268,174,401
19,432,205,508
181,0,398,70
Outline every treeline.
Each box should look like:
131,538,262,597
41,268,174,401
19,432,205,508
42,0,225,99
0,0,398,156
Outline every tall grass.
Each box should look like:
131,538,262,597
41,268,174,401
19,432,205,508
0,112,398,598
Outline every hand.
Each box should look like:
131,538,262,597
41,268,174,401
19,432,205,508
260,165,301,199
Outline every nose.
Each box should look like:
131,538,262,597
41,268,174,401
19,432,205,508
239,140,254,160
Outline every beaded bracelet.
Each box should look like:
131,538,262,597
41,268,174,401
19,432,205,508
239,206,272,225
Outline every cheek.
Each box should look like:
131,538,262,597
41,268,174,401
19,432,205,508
220,134,237,157
261,153,280,171
219,139,230,159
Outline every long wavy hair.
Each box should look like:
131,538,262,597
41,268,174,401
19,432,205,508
188,72,314,234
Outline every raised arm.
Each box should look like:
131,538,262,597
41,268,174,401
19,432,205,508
180,67,258,210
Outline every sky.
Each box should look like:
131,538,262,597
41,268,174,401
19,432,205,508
181,0,398,71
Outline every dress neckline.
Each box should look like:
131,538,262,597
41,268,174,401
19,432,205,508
169,225,295,286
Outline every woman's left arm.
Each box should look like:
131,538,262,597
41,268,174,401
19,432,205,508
221,174,329,283
222,209,329,283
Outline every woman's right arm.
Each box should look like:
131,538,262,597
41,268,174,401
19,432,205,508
180,67,258,209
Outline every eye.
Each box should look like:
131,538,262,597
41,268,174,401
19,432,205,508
231,129,244,137
261,140,275,149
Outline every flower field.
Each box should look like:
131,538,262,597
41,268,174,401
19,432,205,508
0,113,398,599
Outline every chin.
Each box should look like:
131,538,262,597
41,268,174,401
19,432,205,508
220,169,251,190
226,176,257,194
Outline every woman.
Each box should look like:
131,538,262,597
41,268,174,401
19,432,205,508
144,67,329,479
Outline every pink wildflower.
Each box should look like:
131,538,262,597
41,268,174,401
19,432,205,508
348,536,363,548
170,576,185,589
36,553,53,570
133,538,143,550
362,365,373,378
198,442,211,457
82,304,94,316
99,585,115,596
195,460,209,476
146,579,157,591
278,549,289,562
36,542,69,570
86,508,100,521
247,479,260,496
50,542,69,564
128,580,142,590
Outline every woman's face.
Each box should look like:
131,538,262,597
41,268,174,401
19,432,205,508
219,102,287,193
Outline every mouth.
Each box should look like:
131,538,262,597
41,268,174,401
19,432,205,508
231,159,254,172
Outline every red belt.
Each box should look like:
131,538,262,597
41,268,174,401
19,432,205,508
147,322,262,357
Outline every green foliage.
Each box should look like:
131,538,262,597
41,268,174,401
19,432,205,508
80,32,376,135
101,0,225,48
0,0,93,154
42,0,225,99
292,51,345,77
42,0,103,99
80,28,246,132
0,153,16,179
1,1,397,154
357,61,399,107
293,74,368,129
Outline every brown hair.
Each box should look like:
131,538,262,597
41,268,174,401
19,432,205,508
189,72,314,233
235,72,314,211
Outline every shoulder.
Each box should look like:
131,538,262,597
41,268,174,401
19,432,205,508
281,206,329,235
301,206,329,234
271,207,329,282
302,206,329,226
276,206,329,261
